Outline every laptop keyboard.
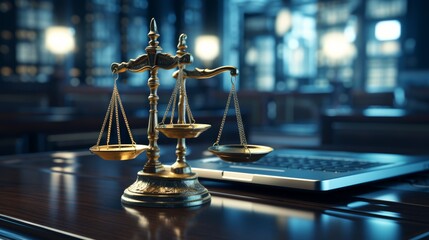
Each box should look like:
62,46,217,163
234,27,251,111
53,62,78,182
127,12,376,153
246,154,385,173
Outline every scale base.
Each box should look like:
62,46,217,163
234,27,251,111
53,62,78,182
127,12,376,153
121,170,211,208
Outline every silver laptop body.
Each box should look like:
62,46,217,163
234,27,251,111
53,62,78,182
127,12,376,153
181,148,429,191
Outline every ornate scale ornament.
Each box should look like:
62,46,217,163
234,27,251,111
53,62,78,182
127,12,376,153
91,18,272,208
90,74,148,160
156,67,211,139
208,76,273,162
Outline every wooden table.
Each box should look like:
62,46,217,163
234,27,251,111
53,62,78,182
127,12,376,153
1,145,429,239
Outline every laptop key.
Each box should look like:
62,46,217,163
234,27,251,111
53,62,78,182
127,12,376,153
245,155,385,173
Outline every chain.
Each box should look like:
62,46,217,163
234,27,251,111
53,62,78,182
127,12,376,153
182,72,196,124
160,72,181,126
159,68,195,126
114,84,121,146
170,80,178,124
95,73,137,147
213,76,248,149
186,97,195,124
95,81,116,147
214,83,233,146
116,84,136,145
231,77,248,147
106,83,116,145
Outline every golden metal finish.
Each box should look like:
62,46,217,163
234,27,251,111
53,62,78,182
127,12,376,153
156,123,211,138
95,18,269,207
173,66,239,79
208,76,273,162
91,71,146,161
108,18,242,208
208,144,273,162
121,171,211,207
90,144,148,161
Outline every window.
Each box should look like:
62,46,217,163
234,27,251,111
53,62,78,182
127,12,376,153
222,0,409,93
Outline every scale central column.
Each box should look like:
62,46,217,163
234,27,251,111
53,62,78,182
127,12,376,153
145,66,163,173
171,40,192,174
143,23,164,173
144,21,163,173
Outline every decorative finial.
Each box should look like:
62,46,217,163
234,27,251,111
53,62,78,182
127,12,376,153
176,34,188,55
148,18,160,48
149,18,158,34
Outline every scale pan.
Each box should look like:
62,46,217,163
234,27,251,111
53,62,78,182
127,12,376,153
208,144,273,162
156,124,211,138
90,144,148,161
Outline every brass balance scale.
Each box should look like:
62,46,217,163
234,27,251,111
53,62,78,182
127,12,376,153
90,18,273,207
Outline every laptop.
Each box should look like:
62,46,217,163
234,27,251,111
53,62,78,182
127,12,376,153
178,148,429,191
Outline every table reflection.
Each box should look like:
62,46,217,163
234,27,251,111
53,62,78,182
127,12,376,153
122,194,413,240
124,204,208,240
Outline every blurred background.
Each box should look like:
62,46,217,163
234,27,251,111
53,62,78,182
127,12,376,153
1,0,429,155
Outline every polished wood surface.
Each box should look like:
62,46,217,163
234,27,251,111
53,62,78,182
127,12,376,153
1,145,429,239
